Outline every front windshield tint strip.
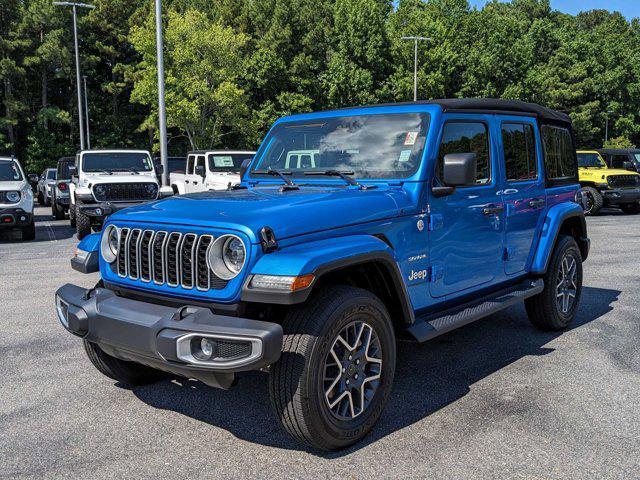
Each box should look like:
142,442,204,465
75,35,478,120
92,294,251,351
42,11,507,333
82,152,153,173
250,113,430,179
0,161,23,181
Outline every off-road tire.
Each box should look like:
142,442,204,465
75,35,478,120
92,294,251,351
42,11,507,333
75,204,91,239
269,285,396,451
525,235,582,331
620,202,640,214
21,220,36,241
37,191,44,205
53,202,65,220
579,186,603,216
83,340,166,386
69,201,76,228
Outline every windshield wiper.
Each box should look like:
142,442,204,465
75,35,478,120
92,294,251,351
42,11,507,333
304,170,375,190
91,169,113,175
111,168,140,175
253,169,300,191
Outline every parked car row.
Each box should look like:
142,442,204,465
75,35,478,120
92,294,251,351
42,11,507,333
0,156,36,240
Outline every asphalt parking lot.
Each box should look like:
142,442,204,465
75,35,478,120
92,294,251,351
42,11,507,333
1,206,639,479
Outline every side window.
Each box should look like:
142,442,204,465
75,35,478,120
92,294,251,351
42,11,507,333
541,125,577,183
196,155,205,172
611,154,629,169
186,155,195,174
501,123,538,182
437,122,491,185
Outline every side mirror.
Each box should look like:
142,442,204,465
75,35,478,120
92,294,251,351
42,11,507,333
68,165,77,177
194,165,205,177
155,164,163,175
240,158,252,179
27,173,39,184
432,153,477,197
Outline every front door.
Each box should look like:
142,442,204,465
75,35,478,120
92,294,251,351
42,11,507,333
498,120,546,275
428,116,505,298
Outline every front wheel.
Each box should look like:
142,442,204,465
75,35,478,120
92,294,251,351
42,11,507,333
525,235,583,331
269,285,396,451
83,340,166,386
37,191,44,205
69,201,76,228
75,204,91,239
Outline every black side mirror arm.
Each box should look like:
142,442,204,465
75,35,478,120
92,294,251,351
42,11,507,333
431,185,456,198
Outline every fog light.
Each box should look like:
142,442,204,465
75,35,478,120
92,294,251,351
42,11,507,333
19,215,26,221
95,208,102,216
201,338,215,357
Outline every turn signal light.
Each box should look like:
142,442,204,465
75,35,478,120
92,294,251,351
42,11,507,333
250,274,315,291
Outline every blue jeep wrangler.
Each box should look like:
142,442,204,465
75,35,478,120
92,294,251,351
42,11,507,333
56,99,589,450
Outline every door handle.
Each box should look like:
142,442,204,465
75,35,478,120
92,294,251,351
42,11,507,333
503,188,518,195
482,204,505,216
529,198,545,209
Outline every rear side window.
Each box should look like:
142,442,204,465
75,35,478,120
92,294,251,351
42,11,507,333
186,155,195,174
611,154,629,169
541,125,577,184
437,122,491,185
501,123,538,182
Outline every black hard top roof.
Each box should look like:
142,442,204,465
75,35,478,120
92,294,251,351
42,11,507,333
597,148,640,153
342,98,572,125
58,156,74,162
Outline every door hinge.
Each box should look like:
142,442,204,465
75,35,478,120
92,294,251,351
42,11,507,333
428,213,443,231
429,265,444,282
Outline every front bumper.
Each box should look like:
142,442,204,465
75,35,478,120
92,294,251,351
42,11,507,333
55,284,283,389
0,208,32,229
78,201,151,220
602,187,640,205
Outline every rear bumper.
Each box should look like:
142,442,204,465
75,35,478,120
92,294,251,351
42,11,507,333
602,187,640,205
0,208,32,229
55,284,283,389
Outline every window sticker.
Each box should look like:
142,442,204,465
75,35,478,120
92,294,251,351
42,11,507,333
213,156,234,167
404,131,418,146
398,149,412,163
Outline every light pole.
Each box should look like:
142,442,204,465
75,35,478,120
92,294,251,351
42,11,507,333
53,2,94,151
604,110,613,145
83,75,90,149
155,0,169,186
401,36,430,102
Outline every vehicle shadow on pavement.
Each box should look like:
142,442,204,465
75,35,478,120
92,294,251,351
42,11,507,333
129,286,620,456
0,215,75,243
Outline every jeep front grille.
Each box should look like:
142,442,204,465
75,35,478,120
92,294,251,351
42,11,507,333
115,229,228,290
93,182,158,202
607,174,640,188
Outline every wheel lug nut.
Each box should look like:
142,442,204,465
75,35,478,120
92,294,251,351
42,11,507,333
356,360,360,365
348,355,352,360
342,368,346,373
346,379,349,385
355,374,359,379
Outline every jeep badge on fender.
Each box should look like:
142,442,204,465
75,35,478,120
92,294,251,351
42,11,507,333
56,98,589,451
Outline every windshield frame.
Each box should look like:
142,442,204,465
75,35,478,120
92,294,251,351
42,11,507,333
81,151,154,173
0,160,24,182
248,111,432,182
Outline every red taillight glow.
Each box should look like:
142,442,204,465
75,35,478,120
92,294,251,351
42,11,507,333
58,183,67,191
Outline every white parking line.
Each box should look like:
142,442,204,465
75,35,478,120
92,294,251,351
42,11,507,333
44,221,57,242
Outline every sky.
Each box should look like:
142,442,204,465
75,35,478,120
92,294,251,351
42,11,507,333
468,0,640,19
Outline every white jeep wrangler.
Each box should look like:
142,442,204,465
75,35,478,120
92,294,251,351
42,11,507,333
0,157,36,240
169,150,255,194
69,149,172,239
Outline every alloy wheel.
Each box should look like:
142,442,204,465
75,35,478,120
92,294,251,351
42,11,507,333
556,253,578,314
323,321,383,420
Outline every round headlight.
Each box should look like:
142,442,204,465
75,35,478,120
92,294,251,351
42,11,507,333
6,191,20,203
100,225,120,263
207,234,246,280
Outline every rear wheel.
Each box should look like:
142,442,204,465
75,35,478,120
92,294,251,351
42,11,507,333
53,202,65,220
620,202,640,214
269,285,396,451
83,340,166,386
578,186,603,216
37,191,44,205
525,235,582,331
75,204,91,239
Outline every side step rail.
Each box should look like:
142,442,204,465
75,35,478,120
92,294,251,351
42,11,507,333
406,278,544,342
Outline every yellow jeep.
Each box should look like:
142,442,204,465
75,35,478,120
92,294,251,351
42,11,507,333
577,150,640,215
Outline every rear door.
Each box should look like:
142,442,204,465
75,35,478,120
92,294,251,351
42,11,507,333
428,115,505,298
498,119,546,275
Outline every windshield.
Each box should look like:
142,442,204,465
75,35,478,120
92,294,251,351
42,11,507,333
251,113,429,179
46,170,56,180
577,152,605,168
633,153,640,165
82,152,153,173
0,161,22,181
208,153,251,172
